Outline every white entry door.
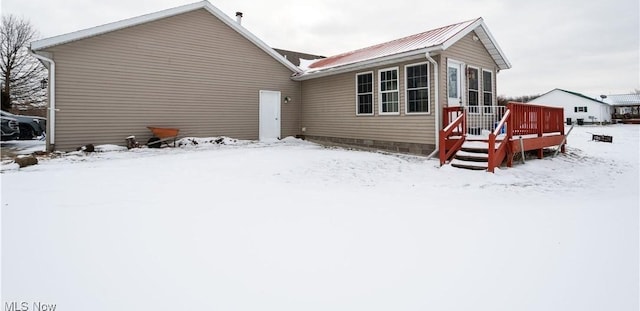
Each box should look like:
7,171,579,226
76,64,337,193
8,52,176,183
259,90,281,141
447,59,463,107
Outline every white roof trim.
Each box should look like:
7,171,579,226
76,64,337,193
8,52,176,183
30,0,301,73
476,24,512,70
297,18,511,80
442,18,511,70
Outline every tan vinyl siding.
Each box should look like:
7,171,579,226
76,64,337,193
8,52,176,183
301,59,436,145
45,9,300,151
439,31,499,108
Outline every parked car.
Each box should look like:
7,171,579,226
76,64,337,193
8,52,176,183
0,111,46,140
1,115,20,140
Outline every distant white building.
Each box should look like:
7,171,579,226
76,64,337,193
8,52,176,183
604,93,640,120
530,89,612,124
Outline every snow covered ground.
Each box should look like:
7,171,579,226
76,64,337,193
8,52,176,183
2,125,638,311
0,139,46,159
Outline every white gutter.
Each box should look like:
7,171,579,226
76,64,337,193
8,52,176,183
425,52,439,159
31,52,56,150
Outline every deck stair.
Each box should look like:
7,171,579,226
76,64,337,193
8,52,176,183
440,102,566,172
450,139,501,170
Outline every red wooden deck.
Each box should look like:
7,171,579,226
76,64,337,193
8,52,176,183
440,102,566,172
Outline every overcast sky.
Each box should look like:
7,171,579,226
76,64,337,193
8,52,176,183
3,0,639,97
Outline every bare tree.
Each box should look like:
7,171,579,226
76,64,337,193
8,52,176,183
1,14,46,111
497,94,542,106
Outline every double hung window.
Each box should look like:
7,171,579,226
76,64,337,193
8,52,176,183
406,63,429,114
482,70,493,113
356,72,374,115
379,68,399,114
468,67,479,113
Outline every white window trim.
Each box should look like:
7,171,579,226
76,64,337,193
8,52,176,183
482,69,495,114
404,62,431,115
378,66,400,115
355,71,374,116
467,65,481,115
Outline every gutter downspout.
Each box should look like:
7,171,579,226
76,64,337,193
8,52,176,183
31,52,56,151
425,52,439,159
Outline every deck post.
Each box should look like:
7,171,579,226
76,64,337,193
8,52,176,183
506,110,513,167
537,106,544,159
519,136,526,164
560,113,566,153
439,130,446,166
443,110,449,127
488,133,495,173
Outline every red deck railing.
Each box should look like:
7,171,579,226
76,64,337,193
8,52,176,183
507,102,564,137
440,102,565,172
487,109,511,172
439,107,466,165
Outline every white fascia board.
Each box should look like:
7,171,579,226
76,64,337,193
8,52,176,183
30,0,301,73
441,18,484,51
293,47,439,81
200,4,300,73
476,23,512,70
441,18,512,71
31,1,208,51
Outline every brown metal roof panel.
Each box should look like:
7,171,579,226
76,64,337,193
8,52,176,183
308,19,477,71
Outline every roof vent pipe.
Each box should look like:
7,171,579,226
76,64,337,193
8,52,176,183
236,12,243,24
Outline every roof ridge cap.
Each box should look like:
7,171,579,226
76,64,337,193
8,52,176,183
309,18,479,69
345,18,478,55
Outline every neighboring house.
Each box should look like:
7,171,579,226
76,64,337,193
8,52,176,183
530,89,612,124
604,93,640,120
31,0,511,155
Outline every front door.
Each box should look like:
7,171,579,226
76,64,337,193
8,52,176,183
259,90,281,141
447,59,463,107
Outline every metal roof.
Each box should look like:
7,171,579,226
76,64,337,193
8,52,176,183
295,17,511,80
604,94,640,106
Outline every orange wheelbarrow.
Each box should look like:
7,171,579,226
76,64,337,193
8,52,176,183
146,126,180,148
